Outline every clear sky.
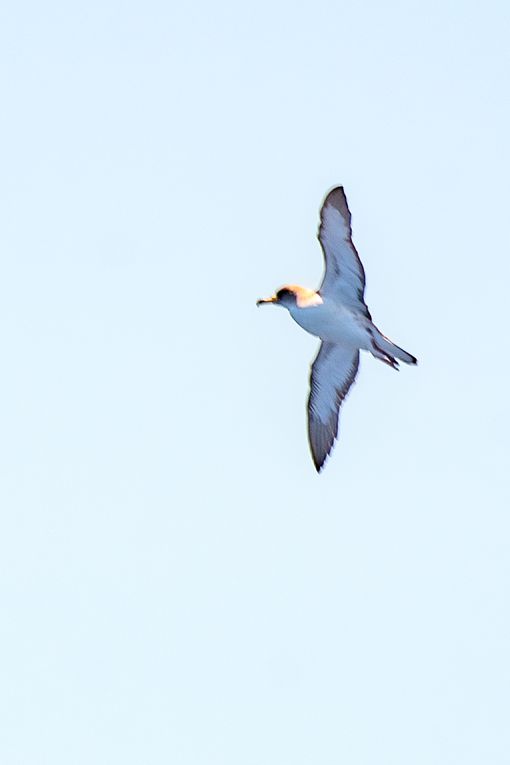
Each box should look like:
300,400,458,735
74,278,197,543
0,0,509,763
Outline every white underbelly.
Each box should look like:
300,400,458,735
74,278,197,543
288,303,369,347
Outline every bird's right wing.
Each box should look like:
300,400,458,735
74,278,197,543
308,341,360,472
318,186,371,318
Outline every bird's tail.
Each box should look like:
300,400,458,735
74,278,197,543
369,328,417,369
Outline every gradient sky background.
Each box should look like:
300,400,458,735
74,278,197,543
1,1,509,763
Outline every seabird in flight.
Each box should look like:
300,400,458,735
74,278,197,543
257,186,417,472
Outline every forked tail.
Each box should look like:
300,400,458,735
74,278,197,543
369,328,417,369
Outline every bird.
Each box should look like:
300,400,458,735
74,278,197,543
257,186,417,472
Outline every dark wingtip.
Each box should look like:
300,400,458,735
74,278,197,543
312,452,328,473
324,185,346,202
321,185,350,220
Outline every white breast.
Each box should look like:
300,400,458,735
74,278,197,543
288,300,370,347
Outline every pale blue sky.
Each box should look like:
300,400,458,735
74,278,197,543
0,1,509,763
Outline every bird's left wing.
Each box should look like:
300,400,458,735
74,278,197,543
318,187,370,318
308,341,360,472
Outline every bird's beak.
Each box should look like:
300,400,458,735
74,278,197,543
256,295,277,306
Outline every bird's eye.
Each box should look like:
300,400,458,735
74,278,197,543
277,288,291,300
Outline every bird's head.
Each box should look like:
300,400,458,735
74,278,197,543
256,285,321,309
256,286,298,308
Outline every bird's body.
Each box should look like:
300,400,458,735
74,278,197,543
257,186,417,472
287,295,369,348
